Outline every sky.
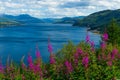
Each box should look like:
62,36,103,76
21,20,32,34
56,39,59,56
0,0,120,18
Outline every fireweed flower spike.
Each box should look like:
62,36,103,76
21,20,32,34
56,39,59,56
77,48,83,55
98,55,101,61
74,52,79,65
34,64,43,76
65,60,73,73
36,45,41,59
101,41,106,50
82,56,89,68
48,38,53,53
27,55,34,70
90,41,95,51
102,33,108,41
0,62,4,73
112,48,118,55
86,33,90,43
107,53,111,60
74,48,83,65
90,41,94,47
111,48,118,60
27,55,32,64
50,54,56,64
48,38,56,64
22,63,26,70
107,60,112,66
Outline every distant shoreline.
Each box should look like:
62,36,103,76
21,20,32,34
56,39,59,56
87,29,100,34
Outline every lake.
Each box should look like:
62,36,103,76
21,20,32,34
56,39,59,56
0,23,101,64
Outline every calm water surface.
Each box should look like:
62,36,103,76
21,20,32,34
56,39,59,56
0,23,101,64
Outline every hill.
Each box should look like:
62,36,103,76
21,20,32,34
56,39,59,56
0,14,44,26
73,9,120,32
1,14,44,24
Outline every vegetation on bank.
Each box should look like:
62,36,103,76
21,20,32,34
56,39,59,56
0,22,19,26
0,25,120,79
0,18,20,27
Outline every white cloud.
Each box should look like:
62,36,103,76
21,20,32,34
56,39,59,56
0,7,5,13
0,0,120,18
6,2,24,8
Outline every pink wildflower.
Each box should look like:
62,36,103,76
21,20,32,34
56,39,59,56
102,33,108,41
86,33,90,43
112,48,118,55
0,63,4,73
74,59,79,65
21,63,26,70
111,48,118,60
74,52,79,59
77,48,83,55
34,64,43,77
117,54,120,59
102,53,106,60
74,52,79,65
36,46,41,58
107,53,111,60
50,54,56,64
107,60,112,66
65,61,73,73
90,41,95,51
101,42,106,50
82,56,89,68
98,55,101,60
27,55,34,70
90,41,94,47
48,43,53,53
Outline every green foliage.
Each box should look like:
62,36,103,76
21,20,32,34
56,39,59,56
56,41,76,62
107,19,120,45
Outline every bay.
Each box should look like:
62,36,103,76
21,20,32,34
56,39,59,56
0,23,101,64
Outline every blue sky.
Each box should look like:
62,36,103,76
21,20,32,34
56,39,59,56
0,0,120,18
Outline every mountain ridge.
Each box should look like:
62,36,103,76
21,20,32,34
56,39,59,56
0,14,85,26
0,14,44,24
73,9,120,32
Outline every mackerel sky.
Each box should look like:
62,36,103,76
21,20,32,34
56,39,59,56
0,0,120,18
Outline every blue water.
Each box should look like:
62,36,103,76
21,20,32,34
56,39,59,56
0,23,101,64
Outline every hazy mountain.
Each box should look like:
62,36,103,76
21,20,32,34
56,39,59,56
0,14,85,26
54,16,85,24
41,16,85,23
41,18,58,23
0,14,44,24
